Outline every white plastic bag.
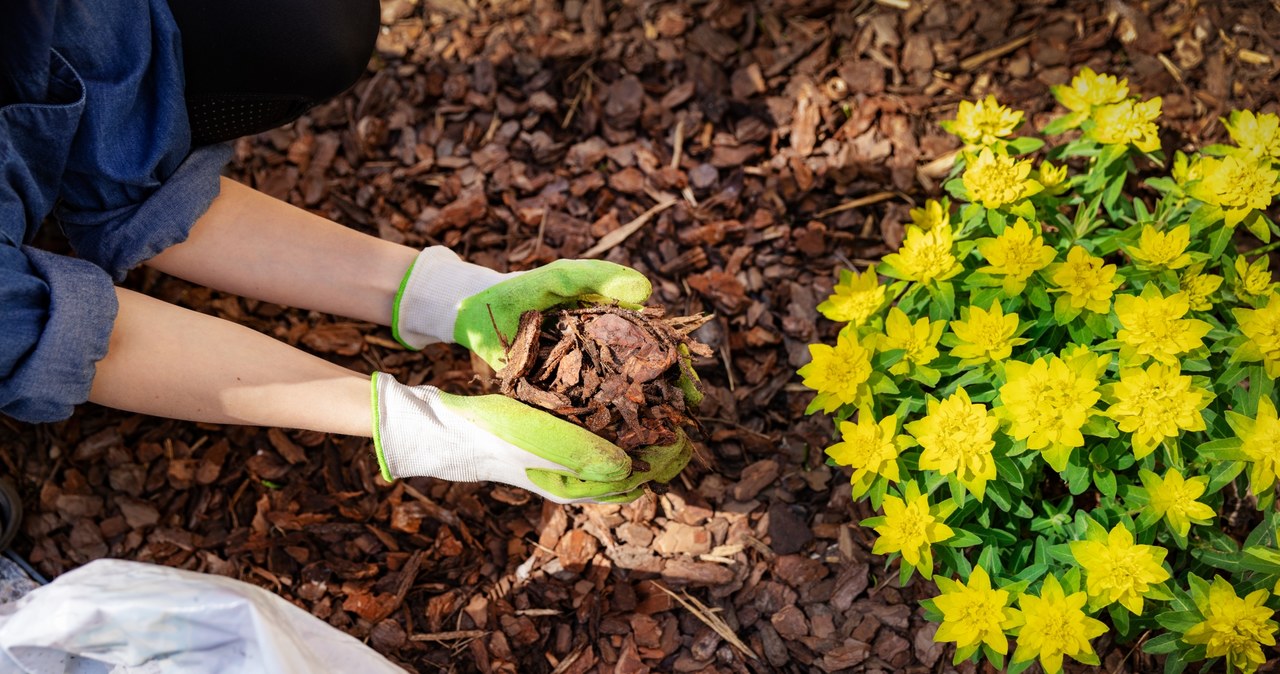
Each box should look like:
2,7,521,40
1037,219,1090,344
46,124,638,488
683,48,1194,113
0,559,405,674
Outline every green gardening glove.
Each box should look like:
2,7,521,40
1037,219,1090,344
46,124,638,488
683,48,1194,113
391,247,651,368
372,372,692,504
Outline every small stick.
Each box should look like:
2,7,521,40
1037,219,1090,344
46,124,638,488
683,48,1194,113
581,198,677,258
814,190,897,218
486,303,510,352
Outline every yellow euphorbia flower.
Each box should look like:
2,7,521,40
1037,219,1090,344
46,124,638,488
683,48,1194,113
870,481,953,573
962,148,1043,210
1172,150,1203,186
1223,109,1280,161
906,388,1000,501
998,348,1108,471
1069,524,1170,615
1139,468,1216,536
1010,574,1108,674
976,218,1056,295
1129,223,1192,270
1234,397,1280,495
817,266,885,327
1234,292,1280,379
878,307,945,376
1052,68,1129,113
1088,98,1162,153
1107,362,1211,460
933,565,1018,655
881,225,963,286
1048,246,1122,314
797,329,874,414
909,199,949,231
1189,155,1280,228
1114,286,1212,365
1179,264,1223,311
941,95,1024,147
1038,161,1069,195
949,301,1027,364
1184,576,1278,674
1234,256,1277,301
826,408,906,499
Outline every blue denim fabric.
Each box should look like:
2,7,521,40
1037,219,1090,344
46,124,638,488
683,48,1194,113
0,0,230,422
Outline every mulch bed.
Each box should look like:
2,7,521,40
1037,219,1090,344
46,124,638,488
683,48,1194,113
3,0,1278,672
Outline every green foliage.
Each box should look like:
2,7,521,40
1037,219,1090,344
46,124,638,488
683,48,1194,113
801,75,1280,673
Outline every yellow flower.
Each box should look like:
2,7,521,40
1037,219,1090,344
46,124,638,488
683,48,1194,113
817,266,886,326
1128,224,1192,270
1052,68,1129,113
1234,256,1277,301
827,409,905,499
1189,155,1280,228
1010,574,1109,674
1172,151,1203,186
976,218,1057,295
906,388,1000,501
1088,98,1162,153
1234,292,1280,379
998,348,1108,472
1069,524,1170,615
949,301,1027,364
797,330,874,414
941,95,1024,147
909,199,949,232
870,481,953,572
1106,363,1211,460
881,225,963,285
933,566,1018,655
1139,468,1216,536
1038,161,1069,195
1114,286,1212,365
1223,109,1280,161
879,307,945,376
1236,397,1280,495
1184,576,1278,674
1179,265,1223,311
1048,246,1122,314
962,148,1044,210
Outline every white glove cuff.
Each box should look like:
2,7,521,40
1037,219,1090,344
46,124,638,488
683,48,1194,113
393,246,511,349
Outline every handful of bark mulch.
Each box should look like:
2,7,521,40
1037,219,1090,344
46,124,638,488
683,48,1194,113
494,303,712,454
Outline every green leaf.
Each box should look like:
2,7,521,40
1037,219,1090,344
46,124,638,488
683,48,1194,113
1206,460,1245,494
1094,467,1118,498
1006,136,1046,155
1241,546,1280,574
1155,610,1202,633
1041,110,1089,136
1109,602,1132,637
946,528,983,548
1142,632,1182,655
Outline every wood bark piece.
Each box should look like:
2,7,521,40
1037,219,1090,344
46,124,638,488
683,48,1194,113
496,302,710,457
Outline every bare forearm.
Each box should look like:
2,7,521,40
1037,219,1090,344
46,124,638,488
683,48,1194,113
146,177,417,325
89,287,372,436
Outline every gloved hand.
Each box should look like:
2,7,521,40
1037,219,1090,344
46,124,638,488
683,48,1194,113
391,246,652,368
371,372,692,504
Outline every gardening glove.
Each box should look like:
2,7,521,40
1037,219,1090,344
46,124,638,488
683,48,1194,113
391,246,653,368
371,372,693,504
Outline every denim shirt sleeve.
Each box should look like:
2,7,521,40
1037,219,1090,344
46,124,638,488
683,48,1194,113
0,245,117,423
51,0,231,281
0,0,229,422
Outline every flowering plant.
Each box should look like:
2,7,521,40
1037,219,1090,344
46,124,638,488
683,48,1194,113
802,67,1280,674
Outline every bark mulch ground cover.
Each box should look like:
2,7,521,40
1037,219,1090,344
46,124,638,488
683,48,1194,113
3,1,1279,672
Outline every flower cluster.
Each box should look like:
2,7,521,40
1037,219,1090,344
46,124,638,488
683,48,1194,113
801,68,1280,673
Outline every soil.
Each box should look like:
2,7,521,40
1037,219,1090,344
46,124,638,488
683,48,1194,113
3,1,1279,673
